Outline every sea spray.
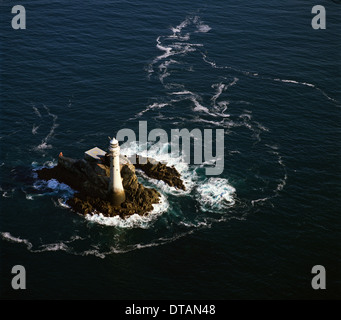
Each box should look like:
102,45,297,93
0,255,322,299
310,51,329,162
196,177,236,212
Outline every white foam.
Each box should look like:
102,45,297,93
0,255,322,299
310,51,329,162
192,100,231,119
265,144,279,150
179,220,210,228
196,178,236,212
202,50,339,104
35,105,59,152
33,178,75,199
1,232,33,250
0,232,66,253
211,78,238,109
171,18,189,35
106,231,195,254
151,36,176,67
137,168,195,196
46,179,71,192
52,198,71,209
159,71,170,83
159,59,179,70
43,159,58,168
85,193,169,228
197,24,211,33
26,194,34,200
239,113,252,120
276,155,288,192
191,117,224,126
254,121,269,132
171,16,211,36
1,231,183,258
133,102,169,119
2,188,15,198
38,242,69,252
35,142,52,150
32,106,42,118
1,232,107,258
201,52,219,68
251,197,270,206
80,249,107,259
121,141,197,194
276,173,287,191
274,78,315,88
156,41,173,58
145,143,197,193
170,90,195,96
211,83,227,106
148,16,207,78
191,96,210,113
158,59,180,84
32,124,39,135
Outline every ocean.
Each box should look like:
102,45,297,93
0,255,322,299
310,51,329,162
0,0,340,299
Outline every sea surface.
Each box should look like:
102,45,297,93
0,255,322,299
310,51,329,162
0,0,340,299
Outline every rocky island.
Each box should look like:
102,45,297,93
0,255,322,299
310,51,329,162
36,139,185,219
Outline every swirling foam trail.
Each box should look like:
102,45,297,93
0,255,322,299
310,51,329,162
0,232,106,258
201,51,339,104
275,154,288,192
1,232,33,249
35,105,59,151
1,230,199,258
251,146,288,206
148,16,210,78
273,78,339,104
130,102,169,120
32,124,39,135
32,106,42,118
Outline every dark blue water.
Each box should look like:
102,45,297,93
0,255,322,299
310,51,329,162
0,0,340,299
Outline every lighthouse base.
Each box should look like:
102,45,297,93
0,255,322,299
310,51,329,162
108,190,126,207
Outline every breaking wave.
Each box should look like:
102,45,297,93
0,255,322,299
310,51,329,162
196,178,236,212
85,193,169,229
120,140,197,194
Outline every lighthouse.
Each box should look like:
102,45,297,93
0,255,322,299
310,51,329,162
108,137,126,206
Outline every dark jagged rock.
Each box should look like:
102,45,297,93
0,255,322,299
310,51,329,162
36,153,183,218
135,155,186,191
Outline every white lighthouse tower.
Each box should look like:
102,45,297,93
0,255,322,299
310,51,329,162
108,137,125,206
